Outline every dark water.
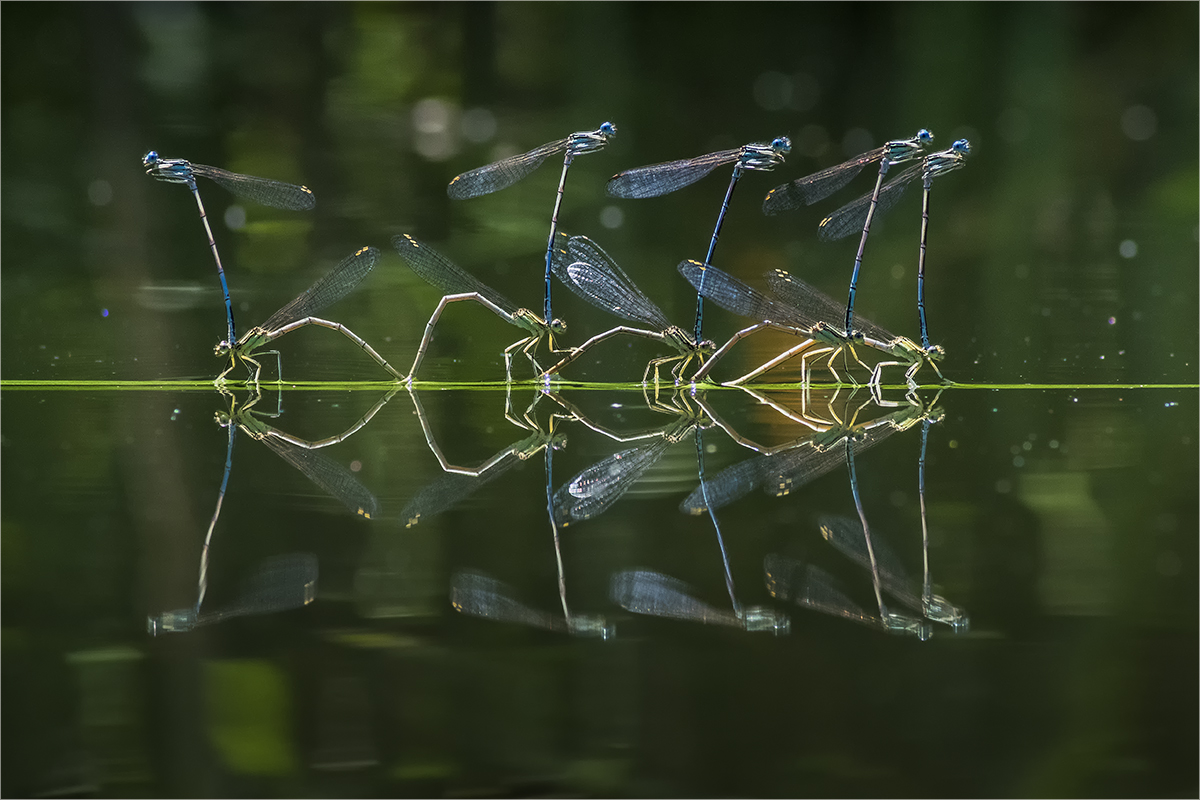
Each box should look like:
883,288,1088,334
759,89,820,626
2,4,1197,798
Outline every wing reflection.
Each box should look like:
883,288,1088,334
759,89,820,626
763,555,929,639
217,387,396,519
611,569,789,634
451,570,613,639
681,388,936,514
820,515,968,631
149,554,317,634
551,402,704,527
403,385,568,527
148,387,392,635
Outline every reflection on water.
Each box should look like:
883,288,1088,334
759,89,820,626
1,384,1196,796
150,385,976,643
148,553,317,636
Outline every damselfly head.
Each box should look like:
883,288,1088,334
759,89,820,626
214,410,233,428
549,318,567,334
570,123,617,154
924,344,947,361
142,150,158,168
214,340,232,357
550,431,569,451
740,139,790,170
917,129,934,144
952,139,971,155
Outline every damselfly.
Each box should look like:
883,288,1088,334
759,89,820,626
215,246,404,384
448,122,616,326
678,261,945,388
608,136,791,341
916,141,972,351
766,267,946,388
816,139,970,338
393,234,576,381
543,234,714,383
762,129,933,337
762,129,933,214
142,150,315,347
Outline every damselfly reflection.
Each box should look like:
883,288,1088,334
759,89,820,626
689,384,849,456
610,570,789,634
214,246,404,385
837,392,967,631
819,516,968,630
763,555,930,640
447,122,617,326
402,387,570,528
142,150,315,347
544,234,714,383
216,388,395,519
450,570,614,639
148,554,317,635
393,234,576,381
608,136,791,341
149,393,317,635
595,405,788,635
680,390,939,515
550,393,712,527
761,387,962,639
408,388,614,637
148,386,387,634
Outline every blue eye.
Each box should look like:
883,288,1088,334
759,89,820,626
953,139,971,154
918,129,933,143
772,137,792,153
600,122,616,135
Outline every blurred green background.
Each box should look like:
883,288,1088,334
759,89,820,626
2,3,1197,798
